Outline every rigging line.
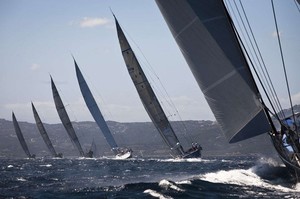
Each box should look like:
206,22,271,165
233,0,282,118
136,49,192,144
121,24,192,144
238,0,285,120
80,66,115,122
238,0,285,119
225,0,276,115
227,0,281,117
271,0,296,123
294,0,300,13
120,24,174,113
228,9,280,123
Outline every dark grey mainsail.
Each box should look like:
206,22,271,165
155,0,300,181
12,112,35,158
31,102,62,158
51,76,85,156
155,0,270,143
74,59,118,152
114,17,186,157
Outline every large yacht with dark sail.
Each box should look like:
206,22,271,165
114,16,201,159
50,76,93,158
31,102,62,158
155,0,300,181
12,112,35,159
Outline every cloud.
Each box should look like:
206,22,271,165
277,92,300,108
79,17,110,28
292,92,300,105
30,63,40,71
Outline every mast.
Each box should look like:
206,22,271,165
12,112,34,158
50,76,85,156
31,102,59,157
74,58,119,153
114,16,185,156
155,0,271,143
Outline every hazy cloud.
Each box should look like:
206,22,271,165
292,92,300,104
79,17,110,28
30,63,40,71
278,92,300,108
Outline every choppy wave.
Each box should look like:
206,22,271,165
1,156,299,198
144,189,172,199
199,157,300,194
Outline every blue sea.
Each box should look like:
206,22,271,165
0,156,299,198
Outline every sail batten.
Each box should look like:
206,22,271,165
74,60,118,151
51,77,85,156
114,17,185,156
32,102,58,157
155,0,271,143
12,112,33,158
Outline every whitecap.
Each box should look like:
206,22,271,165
176,180,192,185
144,189,172,199
159,179,184,192
7,165,13,168
155,157,209,163
17,177,27,182
199,168,300,193
39,164,52,167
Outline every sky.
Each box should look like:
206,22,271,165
0,0,299,124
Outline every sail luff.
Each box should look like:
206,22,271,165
31,102,58,157
50,77,85,156
114,17,184,156
74,59,118,150
155,0,271,143
12,112,33,158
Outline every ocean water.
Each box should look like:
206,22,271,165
0,156,299,198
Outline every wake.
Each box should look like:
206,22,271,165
199,157,300,193
154,157,212,163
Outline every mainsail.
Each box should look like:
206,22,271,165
74,59,118,152
51,76,85,156
114,16,185,156
12,112,35,158
31,102,61,157
155,0,270,143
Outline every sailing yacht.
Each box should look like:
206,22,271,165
74,58,132,159
12,112,35,158
155,0,300,180
114,16,202,159
50,76,93,158
31,102,63,158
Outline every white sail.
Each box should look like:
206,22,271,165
74,59,119,152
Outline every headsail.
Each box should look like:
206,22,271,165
114,16,185,156
12,112,35,158
74,59,118,152
51,76,85,156
32,102,61,157
155,0,271,143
